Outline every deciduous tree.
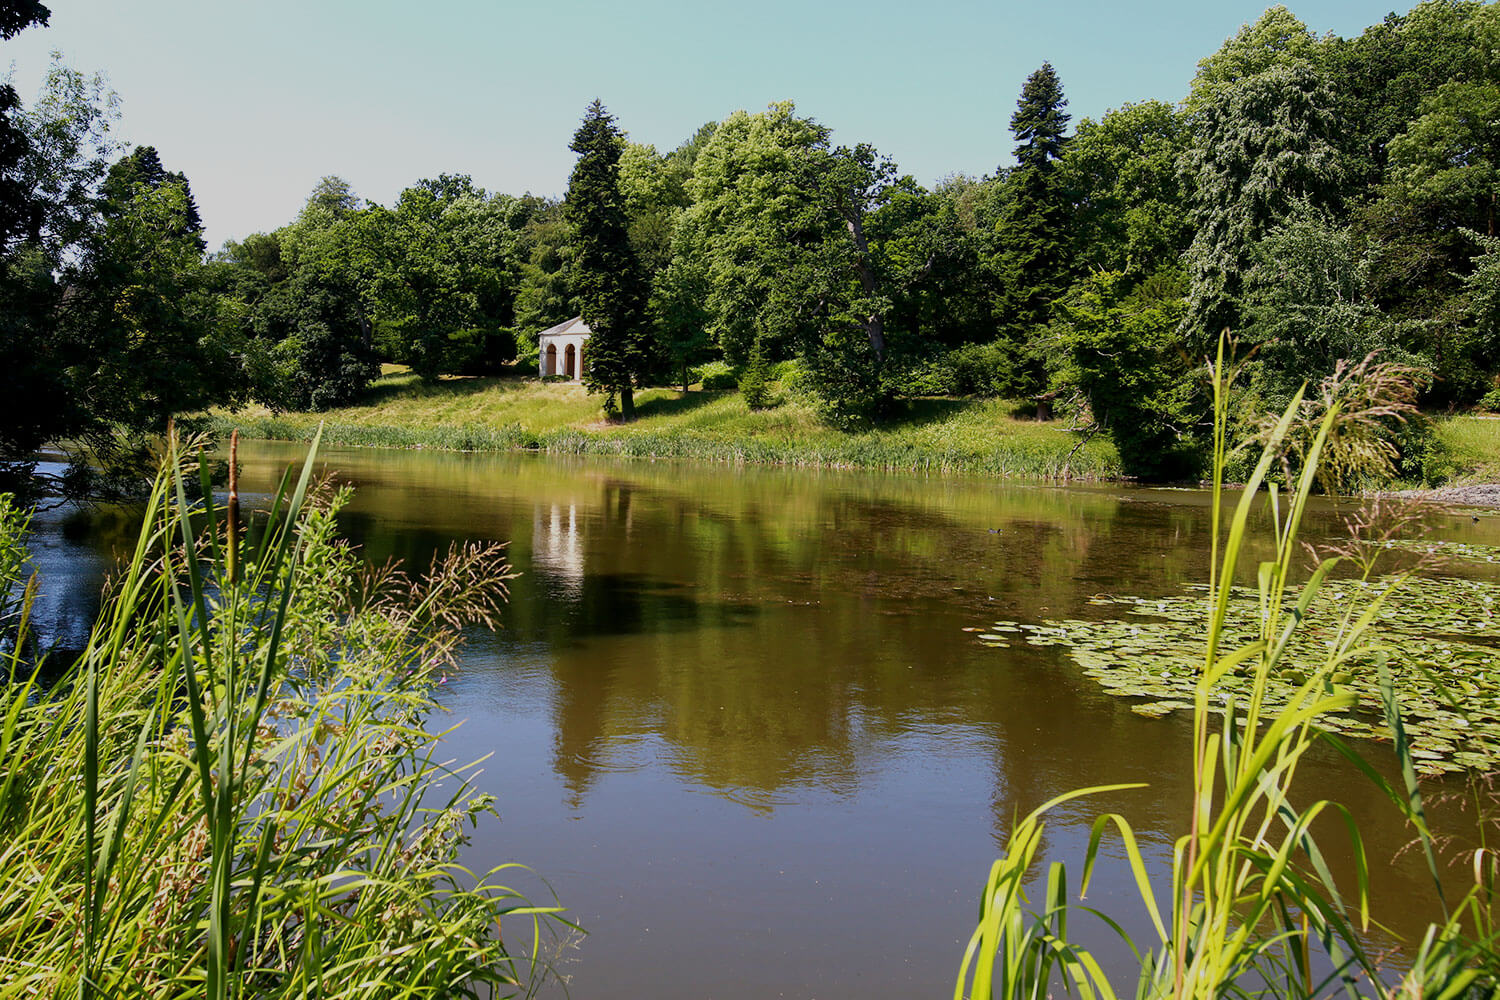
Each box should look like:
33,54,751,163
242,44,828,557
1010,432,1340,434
1180,62,1345,352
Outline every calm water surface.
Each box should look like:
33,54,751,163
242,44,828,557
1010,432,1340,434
32,443,1500,999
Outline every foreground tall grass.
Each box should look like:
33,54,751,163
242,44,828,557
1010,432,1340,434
956,347,1490,999
0,431,563,998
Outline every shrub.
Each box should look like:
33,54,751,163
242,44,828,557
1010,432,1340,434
881,358,956,397
455,326,519,375
739,340,774,410
950,340,1025,397
692,359,740,391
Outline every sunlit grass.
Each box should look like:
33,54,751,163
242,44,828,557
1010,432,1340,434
1433,414,1500,482
213,372,1123,480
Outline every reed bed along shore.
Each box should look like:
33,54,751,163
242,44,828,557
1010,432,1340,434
211,371,1125,480
0,434,565,997
955,348,1500,999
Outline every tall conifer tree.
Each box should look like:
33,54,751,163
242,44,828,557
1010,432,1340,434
101,145,206,252
566,99,649,420
993,62,1073,353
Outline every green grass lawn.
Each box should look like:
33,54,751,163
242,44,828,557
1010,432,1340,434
1432,413,1500,482
212,371,1500,484
213,370,1124,480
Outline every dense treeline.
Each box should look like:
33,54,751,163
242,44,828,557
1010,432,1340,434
5,1,1500,492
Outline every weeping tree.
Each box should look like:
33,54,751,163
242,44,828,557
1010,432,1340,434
1179,61,1346,353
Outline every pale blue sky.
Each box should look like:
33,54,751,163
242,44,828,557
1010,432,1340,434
4,0,1404,250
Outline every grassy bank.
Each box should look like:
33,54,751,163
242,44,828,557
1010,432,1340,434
211,371,1123,479
1432,413,1500,482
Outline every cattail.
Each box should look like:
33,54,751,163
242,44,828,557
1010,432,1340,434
226,430,240,585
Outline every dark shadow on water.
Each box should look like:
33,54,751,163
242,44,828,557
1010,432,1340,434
542,572,760,640
631,390,722,420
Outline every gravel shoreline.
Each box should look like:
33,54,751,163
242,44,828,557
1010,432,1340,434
1384,482,1500,508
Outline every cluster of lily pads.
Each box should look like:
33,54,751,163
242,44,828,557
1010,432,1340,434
1378,537,1500,565
973,562,1500,777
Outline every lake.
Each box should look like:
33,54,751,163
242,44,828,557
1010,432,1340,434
28,442,1500,998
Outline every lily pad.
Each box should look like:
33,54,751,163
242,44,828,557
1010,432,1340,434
971,571,1500,777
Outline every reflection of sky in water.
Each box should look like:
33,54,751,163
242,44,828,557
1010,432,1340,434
22,458,120,652
25,507,109,651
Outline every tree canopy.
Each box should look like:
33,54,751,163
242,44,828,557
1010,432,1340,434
6,0,1500,489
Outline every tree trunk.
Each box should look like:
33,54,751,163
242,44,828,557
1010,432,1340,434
844,212,885,361
620,384,635,421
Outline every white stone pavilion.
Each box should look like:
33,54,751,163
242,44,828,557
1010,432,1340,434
537,316,590,381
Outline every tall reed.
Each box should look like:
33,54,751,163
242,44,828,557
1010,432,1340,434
955,342,1471,999
0,431,564,998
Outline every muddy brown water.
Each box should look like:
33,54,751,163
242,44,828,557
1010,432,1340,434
28,442,1500,998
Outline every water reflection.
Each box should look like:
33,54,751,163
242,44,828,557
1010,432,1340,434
45,441,1500,998
534,502,585,594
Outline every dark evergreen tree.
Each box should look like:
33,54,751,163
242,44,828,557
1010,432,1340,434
566,99,650,419
1011,62,1071,171
101,145,206,252
992,63,1073,352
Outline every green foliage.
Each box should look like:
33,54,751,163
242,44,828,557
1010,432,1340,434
1364,80,1500,404
0,55,120,480
1240,213,1407,399
101,144,204,251
66,177,245,426
373,178,523,379
1183,5,1320,115
1061,101,1190,276
618,140,695,275
883,340,1025,398
801,322,886,429
992,63,1073,345
649,255,713,390
511,198,575,344
793,142,981,422
1181,61,1346,352
253,271,377,411
739,337,773,410
566,100,652,419
1386,80,1500,230
691,359,739,390
1324,0,1500,190
673,102,830,365
0,57,252,499
1050,268,1203,479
